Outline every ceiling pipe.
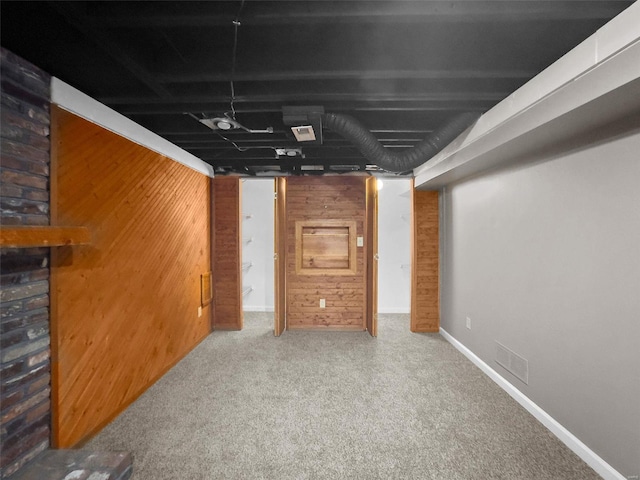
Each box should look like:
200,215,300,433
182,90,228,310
322,112,480,173
200,116,274,134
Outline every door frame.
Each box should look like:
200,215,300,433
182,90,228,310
365,177,379,337
273,178,287,336
274,176,378,335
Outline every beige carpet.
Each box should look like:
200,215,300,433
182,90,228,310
86,313,600,479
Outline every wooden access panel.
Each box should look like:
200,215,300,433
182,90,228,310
212,176,243,330
285,176,367,330
50,107,211,447
411,185,440,332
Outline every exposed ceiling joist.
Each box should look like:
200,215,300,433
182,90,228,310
154,69,538,84
88,2,629,27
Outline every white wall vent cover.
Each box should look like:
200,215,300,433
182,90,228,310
496,341,529,385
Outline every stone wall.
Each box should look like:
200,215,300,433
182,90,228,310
0,48,52,479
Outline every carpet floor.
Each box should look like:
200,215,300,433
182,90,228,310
86,313,600,480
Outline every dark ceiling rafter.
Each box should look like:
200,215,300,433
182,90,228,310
153,69,539,84
101,91,508,105
118,103,490,116
90,2,629,27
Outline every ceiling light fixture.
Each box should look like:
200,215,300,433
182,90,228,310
193,114,274,134
276,148,303,158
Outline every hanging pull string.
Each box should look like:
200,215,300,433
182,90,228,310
229,0,245,120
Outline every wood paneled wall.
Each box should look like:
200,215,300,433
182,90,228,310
286,176,367,330
212,176,242,330
411,187,440,332
50,107,211,447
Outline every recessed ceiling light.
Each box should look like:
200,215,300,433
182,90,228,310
216,120,233,130
276,148,302,157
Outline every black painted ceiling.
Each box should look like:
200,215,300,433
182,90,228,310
1,1,633,176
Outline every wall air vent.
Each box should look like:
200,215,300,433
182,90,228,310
291,125,316,142
496,341,529,385
282,106,324,144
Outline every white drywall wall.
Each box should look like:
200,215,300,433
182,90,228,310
241,179,275,312
377,178,412,313
440,127,640,478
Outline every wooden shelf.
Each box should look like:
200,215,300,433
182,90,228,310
0,226,91,248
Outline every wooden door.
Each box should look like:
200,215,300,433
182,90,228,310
274,178,287,336
284,176,367,330
366,177,379,337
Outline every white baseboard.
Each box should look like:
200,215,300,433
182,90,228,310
439,328,626,480
378,308,411,314
243,306,275,313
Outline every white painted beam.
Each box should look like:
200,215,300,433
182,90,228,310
414,2,640,189
51,78,214,178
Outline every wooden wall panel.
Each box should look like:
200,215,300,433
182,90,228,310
212,176,242,330
285,176,367,330
50,107,211,447
411,187,440,332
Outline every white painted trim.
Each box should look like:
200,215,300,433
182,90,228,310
439,328,626,480
243,306,275,313
50,78,214,178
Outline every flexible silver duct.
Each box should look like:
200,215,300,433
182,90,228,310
322,112,480,173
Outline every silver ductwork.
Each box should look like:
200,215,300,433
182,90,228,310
322,112,480,173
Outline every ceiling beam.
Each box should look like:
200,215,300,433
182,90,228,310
93,2,629,28
154,69,537,84
103,91,507,105
124,103,488,115
202,154,369,164
158,129,432,137
102,92,503,115
177,138,423,149
119,103,491,115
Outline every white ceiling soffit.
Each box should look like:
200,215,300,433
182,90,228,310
51,78,214,178
414,2,640,190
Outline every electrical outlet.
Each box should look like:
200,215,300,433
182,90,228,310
466,316,471,329
198,306,202,317
319,299,326,308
